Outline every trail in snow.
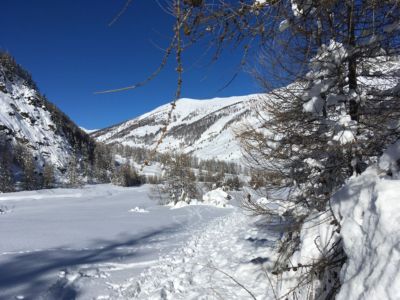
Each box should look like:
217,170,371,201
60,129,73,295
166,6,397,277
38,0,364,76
112,210,281,300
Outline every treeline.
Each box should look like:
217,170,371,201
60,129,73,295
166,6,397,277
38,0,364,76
111,144,246,205
0,51,38,91
0,133,247,194
0,136,56,192
0,138,142,192
112,144,246,174
111,144,246,184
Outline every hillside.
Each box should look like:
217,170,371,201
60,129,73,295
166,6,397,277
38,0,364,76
92,94,264,162
0,52,96,184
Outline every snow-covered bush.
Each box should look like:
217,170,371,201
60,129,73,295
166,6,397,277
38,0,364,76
202,188,232,207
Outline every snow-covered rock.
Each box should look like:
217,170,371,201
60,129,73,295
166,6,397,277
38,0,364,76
79,127,98,134
277,140,400,299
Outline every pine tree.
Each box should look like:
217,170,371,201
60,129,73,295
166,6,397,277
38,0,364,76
67,154,81,187
112,160,142,187
42,162,55,189
21,149,37,191
93,143,113,183
0,152,14,193
162,153,198,204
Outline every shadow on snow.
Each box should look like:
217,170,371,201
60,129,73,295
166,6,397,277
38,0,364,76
0,224,181,300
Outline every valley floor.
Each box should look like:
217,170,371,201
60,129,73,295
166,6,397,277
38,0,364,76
0,184,284,300
2,175,399,299
0,185,243,299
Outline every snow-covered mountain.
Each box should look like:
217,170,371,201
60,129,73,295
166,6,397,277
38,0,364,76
80,127,99,134
0,52,95,173
93,94,264,162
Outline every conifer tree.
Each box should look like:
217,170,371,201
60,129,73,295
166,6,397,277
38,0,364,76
93,143,114,183
0,152,14,192
162,153,197,204
112,160,142,187
67,153,81,187
159,1,400,297
42,162,55,189
21,148,37,191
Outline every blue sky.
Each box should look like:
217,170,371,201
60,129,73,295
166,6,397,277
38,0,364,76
1,0,260,129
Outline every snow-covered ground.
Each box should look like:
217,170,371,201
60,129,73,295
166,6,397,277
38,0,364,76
113,208,281,299
0,185,235,299
2,166,398,300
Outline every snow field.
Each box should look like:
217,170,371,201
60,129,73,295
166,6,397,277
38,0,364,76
0,184,231,299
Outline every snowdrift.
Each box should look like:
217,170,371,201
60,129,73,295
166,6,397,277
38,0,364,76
333,150,400,299
202,188,232,207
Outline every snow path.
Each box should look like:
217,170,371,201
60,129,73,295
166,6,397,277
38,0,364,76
112,209,280,299
0,185,233,300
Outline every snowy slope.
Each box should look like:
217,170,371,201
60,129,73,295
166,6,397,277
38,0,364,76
0,76,69,168
0,53,95,173
93,94,265,162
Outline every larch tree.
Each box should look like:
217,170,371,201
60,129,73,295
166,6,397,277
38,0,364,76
166,0,400,297
103,0,400,297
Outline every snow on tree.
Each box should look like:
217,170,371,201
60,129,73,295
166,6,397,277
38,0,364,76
162,0,400,297
161,153,198,204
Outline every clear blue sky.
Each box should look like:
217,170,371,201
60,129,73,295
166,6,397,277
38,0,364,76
1,0,260,129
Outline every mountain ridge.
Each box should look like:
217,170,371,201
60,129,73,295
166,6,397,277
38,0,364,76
92,94,265,162
0,51,96,183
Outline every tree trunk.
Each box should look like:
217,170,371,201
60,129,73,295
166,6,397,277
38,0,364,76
347,0,359,122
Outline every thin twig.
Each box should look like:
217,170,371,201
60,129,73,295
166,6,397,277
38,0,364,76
199,263,257,300
108,0,134,27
